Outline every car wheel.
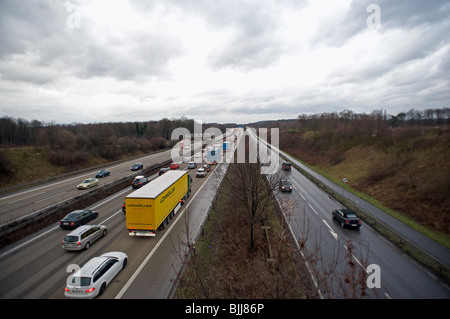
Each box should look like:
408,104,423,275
341,222,345,228
99,283,106,295
122,258,128,269
102,229,107,237
85,242,90,250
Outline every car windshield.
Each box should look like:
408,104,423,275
64,236,79,243
71,276,91,287
283,182,292,186
82,179,90,183
65,213,79,221
346,213,358,218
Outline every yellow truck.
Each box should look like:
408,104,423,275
125,170,191,236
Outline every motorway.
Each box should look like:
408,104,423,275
250,128,450,298
1,127,449,299
0,154,226,299
0,149,172,225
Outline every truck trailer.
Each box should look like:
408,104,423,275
125,170,191,236
207,147,222,164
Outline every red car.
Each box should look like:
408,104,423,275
170,162,180,169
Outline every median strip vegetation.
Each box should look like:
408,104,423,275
174,161,318,299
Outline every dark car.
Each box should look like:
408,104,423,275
332,208,362,229
159,167,170,175
202,164,211,172
95,169,110,178
279,180,293,192
60,210,99,229
282,162,291,171
131,163,143,171
131,176,149,189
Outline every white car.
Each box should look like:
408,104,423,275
64,251,128,299
196,168,207,178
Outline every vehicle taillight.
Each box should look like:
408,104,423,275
70,222,74,226
85,287,95,293
78,242,81,246
64,287,70,292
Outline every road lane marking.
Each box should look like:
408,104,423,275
35,191,66,203
308,203,319,215
7,191,46,204
322,219,338,240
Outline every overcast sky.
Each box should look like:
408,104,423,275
0,0,449,124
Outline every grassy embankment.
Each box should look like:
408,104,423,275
276,124,450,284
0,146,157,190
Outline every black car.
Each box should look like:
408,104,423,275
282,162,291,171
60,210,99,229
332,208,362,229
131,176,149,189
131,163,143,171
95,169,111,178
279,180,293,192
159,167,170,175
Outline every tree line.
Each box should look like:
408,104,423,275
296,107,450,129
0,116,197,148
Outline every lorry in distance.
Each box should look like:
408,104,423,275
207,147,222,164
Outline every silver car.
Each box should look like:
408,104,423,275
64,251,128,299
62,225,107,251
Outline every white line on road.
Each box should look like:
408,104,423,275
7,191,46,204
308,203,319,215
35,191,67,203
322,219,338,240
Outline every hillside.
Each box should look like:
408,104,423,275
277,114,449,237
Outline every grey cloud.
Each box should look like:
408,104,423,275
0,0,185,84
315,0,450,48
